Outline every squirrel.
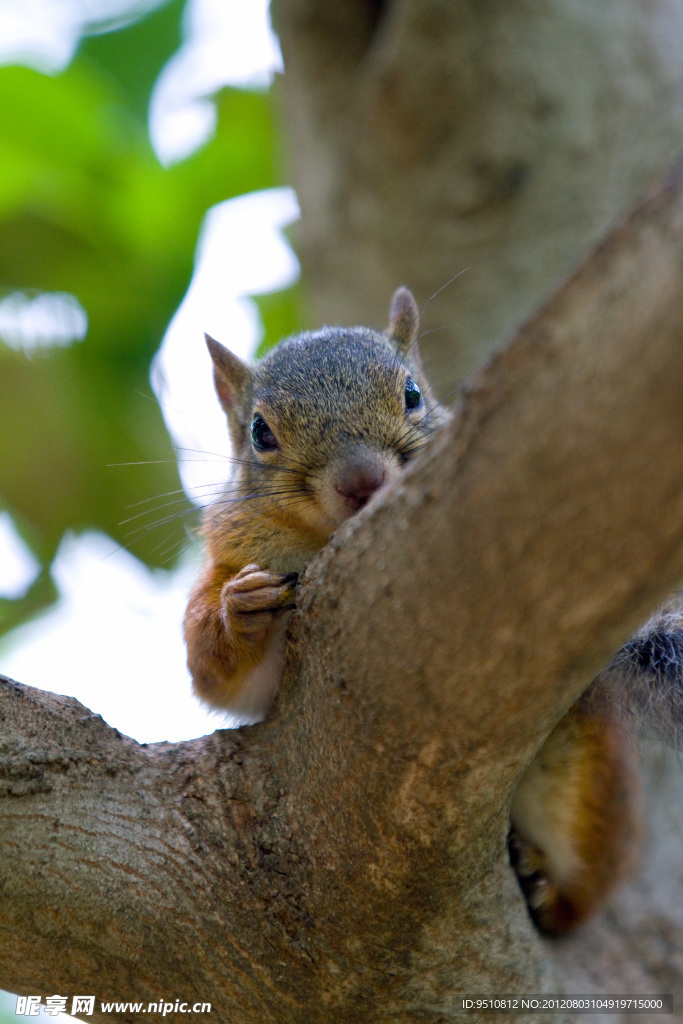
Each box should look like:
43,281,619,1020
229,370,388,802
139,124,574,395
509,602,683,936
184,286,683,938
183,287,448,721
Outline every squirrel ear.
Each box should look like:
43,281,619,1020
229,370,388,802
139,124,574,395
387,287,419,353
205,334,252,416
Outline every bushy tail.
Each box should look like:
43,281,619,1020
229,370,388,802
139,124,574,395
588,596,683,748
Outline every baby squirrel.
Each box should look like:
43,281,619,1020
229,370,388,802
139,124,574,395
184,288,447,721
184,287,683,938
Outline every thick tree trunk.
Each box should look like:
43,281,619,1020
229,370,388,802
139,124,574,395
3,164,683,1021
271,5,683,1010
273,0,683,390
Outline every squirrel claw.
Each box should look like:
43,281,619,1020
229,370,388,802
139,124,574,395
221,565,298,643
508,828,554,914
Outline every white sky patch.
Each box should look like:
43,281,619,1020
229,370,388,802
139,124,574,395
0,3,299,743
0,189,300,741
0,990,81,1024
150,0,282,164
152,186,300,499
0,531,225,741
0,0,164,73
0,511,40,599
0,0,79,71
0,290,88,352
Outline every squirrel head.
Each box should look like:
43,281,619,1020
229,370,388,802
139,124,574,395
205,288,446,542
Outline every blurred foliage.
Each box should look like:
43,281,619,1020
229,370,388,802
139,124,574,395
0,0,300,635
254,279,303,358
0,992,84,1022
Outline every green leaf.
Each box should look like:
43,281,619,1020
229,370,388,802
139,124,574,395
78,0,185,123
0,571,58,635
254,280,305,358
0,999,18,1024
0,8,282,634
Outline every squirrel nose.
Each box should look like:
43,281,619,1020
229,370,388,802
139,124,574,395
334,460,386,512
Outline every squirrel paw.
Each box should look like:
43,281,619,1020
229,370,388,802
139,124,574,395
221,564,297,646
508,827,560,934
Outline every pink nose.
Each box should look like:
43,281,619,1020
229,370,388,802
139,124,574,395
335,462,386,512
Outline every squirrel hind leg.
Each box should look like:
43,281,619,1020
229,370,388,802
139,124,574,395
508,827,583,936
509,707,642,937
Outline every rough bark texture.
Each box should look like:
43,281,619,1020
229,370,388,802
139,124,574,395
3,163,683,1021
270,4,683,1012
273,0,683,391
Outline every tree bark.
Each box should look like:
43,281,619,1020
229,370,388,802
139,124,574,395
273,0,683,391
3,163,683,1021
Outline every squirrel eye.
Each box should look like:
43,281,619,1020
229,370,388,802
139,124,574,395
251,414,278,452
404,377,422,411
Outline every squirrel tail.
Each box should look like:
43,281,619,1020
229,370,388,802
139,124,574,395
510,596,683,936
588,596,683,749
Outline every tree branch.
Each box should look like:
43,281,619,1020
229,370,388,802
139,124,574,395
274,0,683,388
3,162,683,1020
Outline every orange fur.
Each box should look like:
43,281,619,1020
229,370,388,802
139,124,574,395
184,288,446,722
510,705,641,936
184,562,296,711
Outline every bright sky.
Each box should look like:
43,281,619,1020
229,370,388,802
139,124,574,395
0,0,299,748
